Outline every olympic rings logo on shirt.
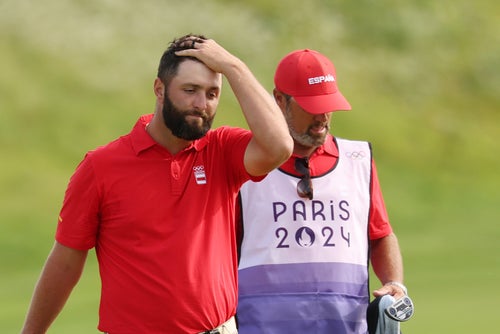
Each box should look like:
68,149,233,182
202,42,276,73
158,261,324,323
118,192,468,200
345,151,366,159
193,165,205,172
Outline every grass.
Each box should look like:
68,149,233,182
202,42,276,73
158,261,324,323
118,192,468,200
1,0,498,333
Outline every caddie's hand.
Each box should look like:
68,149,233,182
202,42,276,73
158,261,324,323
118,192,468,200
373,281,407,300
175,37,240,74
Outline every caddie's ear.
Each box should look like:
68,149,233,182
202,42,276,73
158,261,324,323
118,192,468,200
153,78,165,99
273,89,287,111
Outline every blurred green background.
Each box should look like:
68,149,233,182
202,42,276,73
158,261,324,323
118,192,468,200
1,0,498,333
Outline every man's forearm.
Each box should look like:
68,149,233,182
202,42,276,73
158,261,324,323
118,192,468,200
371,233,404,284
225,61,293,173
21,242,87,333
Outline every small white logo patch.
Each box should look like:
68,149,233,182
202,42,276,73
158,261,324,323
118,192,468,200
193,165,207,185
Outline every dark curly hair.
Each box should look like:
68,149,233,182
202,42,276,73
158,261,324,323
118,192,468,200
156,33,207,86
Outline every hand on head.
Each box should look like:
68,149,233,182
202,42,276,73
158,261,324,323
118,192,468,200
174,35,241,75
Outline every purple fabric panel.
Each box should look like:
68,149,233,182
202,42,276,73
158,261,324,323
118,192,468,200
238,262,368,296
237,262,369,333
237,293,368,334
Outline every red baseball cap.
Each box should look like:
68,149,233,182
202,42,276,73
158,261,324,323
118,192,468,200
274,49,351,114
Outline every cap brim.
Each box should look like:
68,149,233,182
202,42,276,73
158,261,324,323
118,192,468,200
294,91,352,115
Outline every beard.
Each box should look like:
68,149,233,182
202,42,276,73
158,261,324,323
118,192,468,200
289,125,328,148
162,94,214,140
284,108,328,148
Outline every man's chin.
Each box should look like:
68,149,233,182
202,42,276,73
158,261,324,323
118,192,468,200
294,134,326,148
176,127,209,141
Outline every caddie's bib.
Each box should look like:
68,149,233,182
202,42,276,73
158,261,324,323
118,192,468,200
238,138,372,334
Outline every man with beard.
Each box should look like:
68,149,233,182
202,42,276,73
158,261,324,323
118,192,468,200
236,49,407,333
21,34,293,334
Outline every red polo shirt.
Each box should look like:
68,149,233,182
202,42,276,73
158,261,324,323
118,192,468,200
278,134,392,240
56,114,258,333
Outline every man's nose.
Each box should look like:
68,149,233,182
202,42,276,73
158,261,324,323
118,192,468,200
193,93,207,110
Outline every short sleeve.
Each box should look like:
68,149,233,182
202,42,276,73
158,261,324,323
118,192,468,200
369,160,393,240
55,153,100,250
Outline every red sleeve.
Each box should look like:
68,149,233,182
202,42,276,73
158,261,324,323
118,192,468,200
55,153,100,250
369,160,393,240
217,126,265,184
